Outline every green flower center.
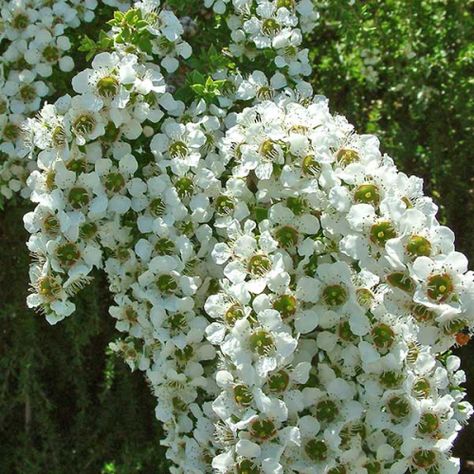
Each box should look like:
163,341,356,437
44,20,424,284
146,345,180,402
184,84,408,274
412,449,437,469
411,304,435,323
272,294,297,319
387,272,416,293
13,13,29,30
167,313,186,332
155,238,175,255
156,274,178,293
51,126,67,148
354,184,380,206
68,187,90,209
73,113,96,135
286,196,306,215
268,369,290,392
97,76,119,98
259,139,278,159
0,98,7,115
236,459,260,474
418,413,439,434
338,321,356,342
371,323,395,350
406,235,431,257
322,284,348,307
365,461,382,474
42,214,60,237
149,198,166,217
19,84,37,103
37,275,62,300
247,255,272,276
370,221,397,246
275,225,299,248
3,123,20,141
356,288,374,308
175,345,194,362
301,154,321,176
379,371,404,389
256,86,273,100
387,396,411,419
262,18,280,36
56,242,81,268
412,378,431,398
233,384,253,406
443,319,467,336
304,438,328,462
277,0,295,9
427,273,453,302
215,195,234,215
249,329,274,356
175,177,194,199
169,140,189,158
316,399,339,423
224,304,244,326
66,158,87,174
105,172,125,193
336,148,359,167
43,45,59,63
250,418,276,441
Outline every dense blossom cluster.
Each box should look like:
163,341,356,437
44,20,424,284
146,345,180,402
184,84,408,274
20,0,472,473
0,0,132,200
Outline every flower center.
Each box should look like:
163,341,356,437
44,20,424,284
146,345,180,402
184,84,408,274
277,0,295,9
354,184,380,206
233,384,253,406
369,221,397,246
406,235,431,257
215,195,234,215
175,345,194,362
105,172,125,193
338,321,356,342
418,413,439,435
224,304,244,325
19,84,37,103
236,459,260,474
386,272,416,293
73,113,96,135
68,187,90,209
272,294,297,319
412,449,437,469
379,371,404,389
43,45,59,63
249,329,274,355
412,378,431,398
55,242,81,268
322,284,348,307
371,323,395,350
302,154,321,176
275,225,299,248
268,369,290,392
37,275,62,300
42,214,60,237
97,75,119,98
262,18,280,36
247,255,272,276
169,140,189,158
316,399,339,423
336,148,359,167
149,198,166,217
411,304,435,323
175,176,194,198
80,222,98,240
156,274,178,293
155,238,176,255
13,13,29,30
427,273,453,302
259,139,278,160
387,395,411,419
51,126,67,148
250,418,276,441
356,288,374,308
304,438,328,462
66,158,88,174
3,123,20,141
256,86,273,100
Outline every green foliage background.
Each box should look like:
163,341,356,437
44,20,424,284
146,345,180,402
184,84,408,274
0,1,473,472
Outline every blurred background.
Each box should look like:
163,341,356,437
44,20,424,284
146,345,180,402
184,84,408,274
1,1,473,472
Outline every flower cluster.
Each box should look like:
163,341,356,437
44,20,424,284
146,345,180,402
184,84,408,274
22,1,472,473
0,0,132,201
205,96,474,473
208,0,318,78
